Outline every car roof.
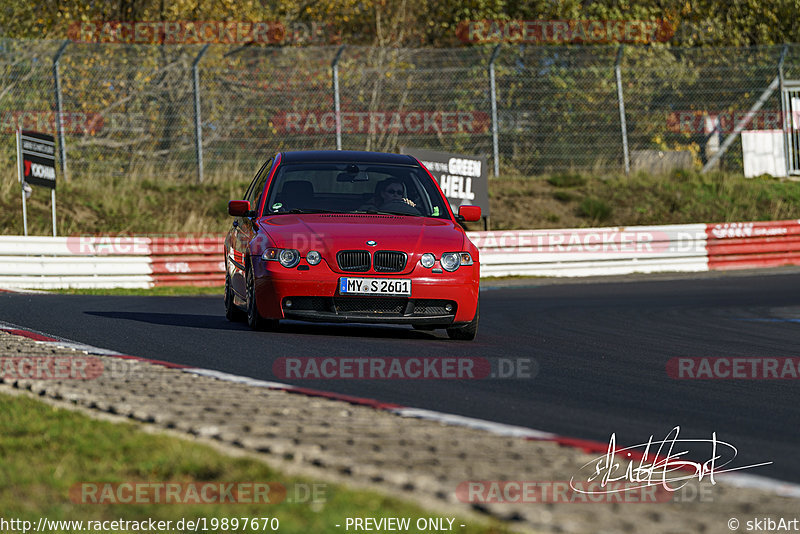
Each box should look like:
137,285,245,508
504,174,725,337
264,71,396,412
279,150,418,166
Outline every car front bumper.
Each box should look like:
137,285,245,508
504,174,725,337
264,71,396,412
251,257,479,326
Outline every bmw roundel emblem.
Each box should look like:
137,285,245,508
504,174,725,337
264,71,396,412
366,240,377,246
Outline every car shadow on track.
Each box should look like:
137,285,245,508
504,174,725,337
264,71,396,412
84,311,450,341
269,320,447,341
84,311,250,331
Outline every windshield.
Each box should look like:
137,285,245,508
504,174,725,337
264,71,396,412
262,162,451,218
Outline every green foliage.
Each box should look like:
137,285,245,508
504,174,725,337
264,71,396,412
3,0,800,46
547,173,586,188
578,196,613,222
552,190,575,202
4,167,800,235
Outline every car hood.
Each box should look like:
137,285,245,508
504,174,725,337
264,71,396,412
259,214,466,270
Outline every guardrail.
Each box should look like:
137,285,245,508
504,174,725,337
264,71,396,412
0,235,224,289
706,220,800,270
466,224,709,277
1,219,798,289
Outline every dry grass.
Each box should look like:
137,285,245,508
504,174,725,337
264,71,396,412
0,165,250,235
473,169,800,231
3,165,800,235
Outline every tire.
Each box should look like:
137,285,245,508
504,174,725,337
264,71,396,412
224,274,246,322
446,301,478,340
246,264,278,331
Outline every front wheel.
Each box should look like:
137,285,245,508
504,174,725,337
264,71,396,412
246,264,278,331
446,302,478,340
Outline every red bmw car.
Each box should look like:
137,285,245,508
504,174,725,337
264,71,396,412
224,150,481,340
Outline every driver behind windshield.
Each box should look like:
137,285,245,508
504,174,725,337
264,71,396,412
360,178,418,211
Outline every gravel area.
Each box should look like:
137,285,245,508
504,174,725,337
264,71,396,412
1,330,797,533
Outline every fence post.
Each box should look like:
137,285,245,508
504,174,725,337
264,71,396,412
192,44,210,184
779,44,790,176
615,45,630,175
331,45,345,151
53,40,70,181
488,45,501,177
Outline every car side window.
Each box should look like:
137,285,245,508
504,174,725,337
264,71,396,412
242,173,259,205
245,158,274,214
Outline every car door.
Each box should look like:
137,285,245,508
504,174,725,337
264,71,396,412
230,158,273,298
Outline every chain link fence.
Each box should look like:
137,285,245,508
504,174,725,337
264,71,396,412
1,39,798,182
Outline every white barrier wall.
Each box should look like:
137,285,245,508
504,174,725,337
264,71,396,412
0,236,152,289
0,223,716,289
467,224,709,277
5,219,800,289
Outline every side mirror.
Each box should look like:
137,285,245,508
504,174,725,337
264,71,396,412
458,205,482,222
228,200,251,217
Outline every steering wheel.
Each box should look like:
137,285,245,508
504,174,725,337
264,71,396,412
380,200,421,215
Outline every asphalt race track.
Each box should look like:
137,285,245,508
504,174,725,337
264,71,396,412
2,272,799,484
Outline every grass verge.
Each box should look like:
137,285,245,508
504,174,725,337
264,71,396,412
482,169,800,230
3,167,800,236
0,391,508,533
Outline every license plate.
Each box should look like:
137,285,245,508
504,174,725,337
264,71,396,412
339,278,411,296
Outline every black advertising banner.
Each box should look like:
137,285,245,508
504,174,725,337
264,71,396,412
21,131,56,189
401,147,490,218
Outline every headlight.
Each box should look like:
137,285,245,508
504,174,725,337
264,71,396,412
440,252,473,272
262,248,301,268
420,253,435,268
278,249,301,268
440,252,461,272
306,250,322,265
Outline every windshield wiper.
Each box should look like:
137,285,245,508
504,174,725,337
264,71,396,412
353,209,420,216
282,209,345,214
